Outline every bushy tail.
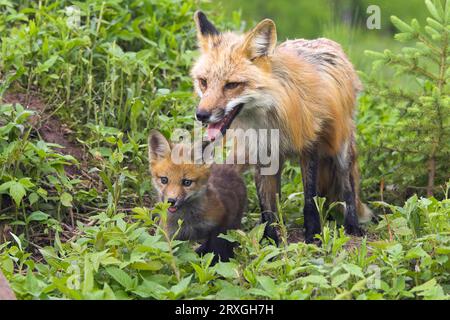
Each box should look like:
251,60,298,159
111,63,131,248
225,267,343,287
351,147,374,223
318,141,373,223
356,198,373,223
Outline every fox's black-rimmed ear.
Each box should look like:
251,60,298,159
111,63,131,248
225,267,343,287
194,11,219,37
194,11,220,51
242,19,277,60
148,130,171,161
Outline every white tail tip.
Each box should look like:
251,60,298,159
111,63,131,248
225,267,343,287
358,203,373,223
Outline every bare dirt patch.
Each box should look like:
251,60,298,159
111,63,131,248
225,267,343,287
2,92,87,175
287,228,305,243
287,226,379,253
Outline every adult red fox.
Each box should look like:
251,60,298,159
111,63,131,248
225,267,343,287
148,130,246,262
191,11,372,243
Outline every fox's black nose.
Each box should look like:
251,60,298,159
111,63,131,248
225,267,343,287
196,109,211,123
167,198,177,206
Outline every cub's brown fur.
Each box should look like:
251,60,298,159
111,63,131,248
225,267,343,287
148,130,246,262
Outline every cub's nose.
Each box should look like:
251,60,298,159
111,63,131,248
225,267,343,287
196,109,211,123
167,198,177,206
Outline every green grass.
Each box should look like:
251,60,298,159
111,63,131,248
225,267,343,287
1,195,449,300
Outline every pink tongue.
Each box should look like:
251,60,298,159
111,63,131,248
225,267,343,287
207,123,221,141
168,207,177,213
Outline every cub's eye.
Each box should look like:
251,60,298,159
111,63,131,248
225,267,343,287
224,82,241,90
182,179,192,187
160,177,168,184
199,78,207,89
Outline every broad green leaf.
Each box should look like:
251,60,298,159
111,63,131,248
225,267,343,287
257,276,277,294
300,275,329,287
82,255,94,295
342,264,365,278
170,275,192,298
410,278,437,292
0,181,14,193
215,262,239,279
35,55,59,74
28,192,39,205
105,267,135,291
410,279,446,300
18,177,35,188
60,192,73,207
332,273,350,287
133,280,168,299
405,246,428,259
27,211,50,222
130,261,163,271
9,181,26,206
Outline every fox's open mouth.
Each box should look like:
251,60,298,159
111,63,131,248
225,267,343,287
206,103,244,141
168,206,178,213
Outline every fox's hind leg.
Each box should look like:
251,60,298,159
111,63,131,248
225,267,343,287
300,150,322,243
317,139,366,236
341,142,365,236
254,162,283,245
342,170,364,236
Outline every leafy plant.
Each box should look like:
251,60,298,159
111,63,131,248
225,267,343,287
0,103,77,239
362,0,450,198
1,193,448,300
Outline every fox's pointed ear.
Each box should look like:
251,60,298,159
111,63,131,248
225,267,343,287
194,11,220,51
243,19,277,60
148,130,171,161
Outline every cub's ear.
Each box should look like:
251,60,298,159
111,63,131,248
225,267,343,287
242,19,277,60
148,130,171,161
194,11,220,51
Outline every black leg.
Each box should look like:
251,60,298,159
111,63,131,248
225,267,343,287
196,229,237,264
254,163,283,245
301,151,322,243
343,170,364,236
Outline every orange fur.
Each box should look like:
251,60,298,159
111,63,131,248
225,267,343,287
191,14,371,222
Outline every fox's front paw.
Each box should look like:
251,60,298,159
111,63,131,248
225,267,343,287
261,211,280,245
263,223,280,245
305,237,322,246
305,230,322,246
195,243,208,255
344,223,365,237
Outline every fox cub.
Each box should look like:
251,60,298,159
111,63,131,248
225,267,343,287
148,130,247,262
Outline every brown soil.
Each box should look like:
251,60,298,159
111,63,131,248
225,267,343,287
287,226,379,252
287,228,305,243
2,92,87,175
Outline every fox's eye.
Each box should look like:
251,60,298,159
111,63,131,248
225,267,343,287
160,177,168,184
182,179,192,187
224,82,241,90
199,78,207,89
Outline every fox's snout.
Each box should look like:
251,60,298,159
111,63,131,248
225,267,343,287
163,195,185,211
167,197,177,206
195,108,211,123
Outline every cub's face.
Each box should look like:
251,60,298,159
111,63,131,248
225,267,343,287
148,130,210,213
